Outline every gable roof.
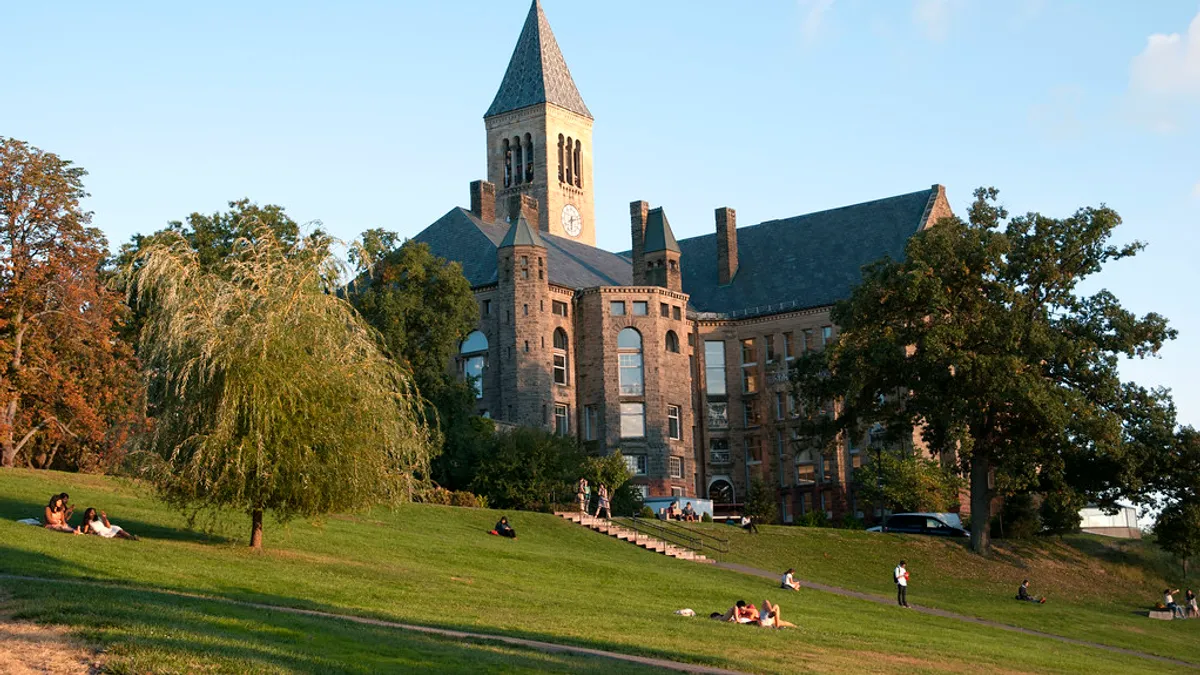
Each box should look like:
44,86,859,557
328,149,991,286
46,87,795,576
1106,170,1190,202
499,214,545,248
676,188,936,318
412,208,630,289
485,0,592,119
643,207,680,253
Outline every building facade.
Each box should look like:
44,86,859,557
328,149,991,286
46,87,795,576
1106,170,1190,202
414,1,954,520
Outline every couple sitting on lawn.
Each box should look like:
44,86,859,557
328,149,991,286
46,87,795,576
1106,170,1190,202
39,493,138,540
710,599,795,629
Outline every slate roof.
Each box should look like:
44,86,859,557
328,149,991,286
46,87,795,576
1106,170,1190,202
412,208,630,289
485,0,592,119
643,207,680,253
499,215,544,248
675,188,936,318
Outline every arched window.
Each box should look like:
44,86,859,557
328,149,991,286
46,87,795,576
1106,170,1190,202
557,134,565,183
553,328,569,385
665,330,680,353
524,133,534,183
618,328,643,396
565,136,573,185
460,331,488,399
513,136,523,185
502,140,512,188
574,140,582,188
708,479,735,504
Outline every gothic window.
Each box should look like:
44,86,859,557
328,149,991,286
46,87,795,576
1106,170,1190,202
553,328,569,386
513,136,523,185
524,133,534,183
665,330,680,353
558,134,565,182
502,139,512,188
574,139,582,188
708,479,734,504
564,136,573,185
460,331,488,399
618,328,643,396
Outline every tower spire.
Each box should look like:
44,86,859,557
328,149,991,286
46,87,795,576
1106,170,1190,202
485,0,591,119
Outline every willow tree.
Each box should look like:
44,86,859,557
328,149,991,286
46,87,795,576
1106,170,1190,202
128,225,436,548
792,188,1175,555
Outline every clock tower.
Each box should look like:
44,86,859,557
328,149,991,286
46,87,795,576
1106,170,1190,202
485,0,596,247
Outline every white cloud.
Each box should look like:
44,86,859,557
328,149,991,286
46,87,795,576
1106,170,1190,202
913,0,955,42
798,0,835,44
1129,10,1200,131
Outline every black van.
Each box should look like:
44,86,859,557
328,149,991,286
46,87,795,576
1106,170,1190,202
874,513,969,538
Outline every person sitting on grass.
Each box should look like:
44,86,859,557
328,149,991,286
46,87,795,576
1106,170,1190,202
781,568,801,591
43,494,79,534
492,516,516,539
740,514,759,534
757,600,796,629
79,508,138,540
1016,579,1045,604
1187,589,1197,619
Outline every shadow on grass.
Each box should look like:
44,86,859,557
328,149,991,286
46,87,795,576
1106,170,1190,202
0,495,233,545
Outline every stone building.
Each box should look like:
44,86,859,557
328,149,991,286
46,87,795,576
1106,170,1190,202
413,1,953,520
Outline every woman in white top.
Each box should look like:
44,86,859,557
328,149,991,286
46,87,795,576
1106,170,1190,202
80,508,138,540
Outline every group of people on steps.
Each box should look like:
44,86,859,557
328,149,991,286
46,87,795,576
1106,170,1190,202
575,478,610,519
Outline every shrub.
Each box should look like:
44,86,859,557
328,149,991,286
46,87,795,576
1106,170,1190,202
701,513,713,523
839,513,865,530
796,510,829,528
744,479,778,525
638,505,655,519
997,493,1041,540
450,491,488,509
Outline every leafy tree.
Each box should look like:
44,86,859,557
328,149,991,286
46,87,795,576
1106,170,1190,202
471,427,584,512
744,478,777,525
0,138,144,469
1154,500,1200,576
584,451,639,517
1039,488,1085,537
855,450,963,514
791,188,1175,554
126,225,436,549
1151,427,1200,575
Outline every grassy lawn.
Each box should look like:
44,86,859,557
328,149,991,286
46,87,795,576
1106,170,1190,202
0,469,1193,674
689,520,1200,664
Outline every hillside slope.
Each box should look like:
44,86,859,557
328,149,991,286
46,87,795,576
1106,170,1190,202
0,469,1191,674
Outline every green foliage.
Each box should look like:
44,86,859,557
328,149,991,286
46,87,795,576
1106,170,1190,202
428,380,495,491
1153,500,1200,575
416,487,489,509
126,225,437,547
795,510,829,528
701,512,713,523
1040,489,1085,536
791,187,1177,554
638,505,655,519
998,493,1041,540
744,478,777,525
854,450,963,514
585,451,640,517
839,513,866,530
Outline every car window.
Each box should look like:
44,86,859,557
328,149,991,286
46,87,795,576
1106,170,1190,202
926,518,946,530
889,515,920,529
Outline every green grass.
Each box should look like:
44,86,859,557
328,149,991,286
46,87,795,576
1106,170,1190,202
0,469,1193,674
689,520,1200,663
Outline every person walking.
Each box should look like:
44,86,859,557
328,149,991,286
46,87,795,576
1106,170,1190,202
577,478,589,513
894,560,910,608
595,484,611,519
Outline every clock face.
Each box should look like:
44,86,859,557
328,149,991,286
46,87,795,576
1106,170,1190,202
561,204,582,237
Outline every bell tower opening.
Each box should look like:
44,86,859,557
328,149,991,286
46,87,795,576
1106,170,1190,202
484,0,595,246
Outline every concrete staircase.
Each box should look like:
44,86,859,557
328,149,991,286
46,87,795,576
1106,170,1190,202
554,512,713,564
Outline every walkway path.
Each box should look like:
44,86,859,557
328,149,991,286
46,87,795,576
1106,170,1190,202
714,562,1198,670
0,574,745,675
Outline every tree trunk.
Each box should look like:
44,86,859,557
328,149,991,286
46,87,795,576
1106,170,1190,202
250,508,264,549
969,454,992,555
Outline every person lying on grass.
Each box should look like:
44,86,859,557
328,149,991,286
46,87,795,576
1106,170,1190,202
757,600,795,629
1016,579,1045,604
711,600,793,628
79,508,139,540
43,494,79,534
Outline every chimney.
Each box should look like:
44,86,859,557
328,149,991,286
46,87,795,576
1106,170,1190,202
630,200,648,285
716,207,738,285
507,193,539,230
470,180,496,223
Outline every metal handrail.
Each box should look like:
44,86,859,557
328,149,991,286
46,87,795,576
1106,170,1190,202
656,519,730,560
616,516,702,553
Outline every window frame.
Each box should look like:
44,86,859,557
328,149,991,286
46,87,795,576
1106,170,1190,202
554,404,569,435
610,301,626,316
620,402,646,439
667,405,682,440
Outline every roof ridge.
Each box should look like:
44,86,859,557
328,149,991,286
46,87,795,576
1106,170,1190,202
485,0,592,119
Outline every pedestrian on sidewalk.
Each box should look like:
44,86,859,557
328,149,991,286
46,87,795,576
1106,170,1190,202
894,560,910,608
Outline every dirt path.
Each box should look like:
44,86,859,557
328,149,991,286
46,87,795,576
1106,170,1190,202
0,574,745,675
713,562,1198,670
0,589,104,675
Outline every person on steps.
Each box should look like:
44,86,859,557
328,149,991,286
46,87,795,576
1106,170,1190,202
1016,579,1045,604
894,560,910,608
80,508,138,540
43,494,78,534
595,484,611,519
493,516,517,539
781,568,802,591
577,478,589,513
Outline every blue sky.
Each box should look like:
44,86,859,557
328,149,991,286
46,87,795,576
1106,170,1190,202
5,1,1198,426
